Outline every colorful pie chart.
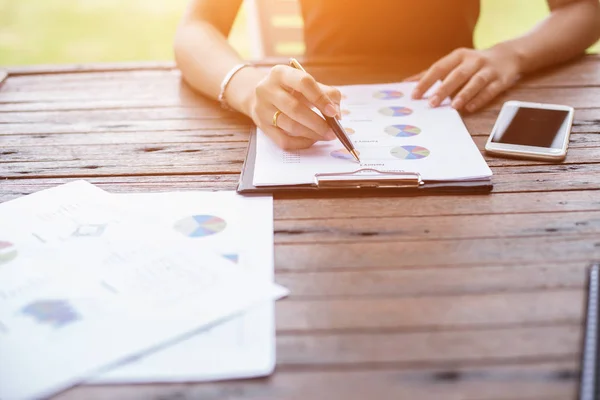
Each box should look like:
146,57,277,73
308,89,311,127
0,241,17,265
174,215,227,238
21,300,80,328
222,253,239,263
379,106,413,117
390,145,430,160
373,90,404,100
385,124,421,137
331,148,359,161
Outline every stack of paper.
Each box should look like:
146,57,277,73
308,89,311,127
253,82,492,188
0,181,285,400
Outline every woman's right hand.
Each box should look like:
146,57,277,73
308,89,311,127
248,65,342,150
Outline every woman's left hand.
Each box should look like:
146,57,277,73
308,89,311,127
409,45,523,112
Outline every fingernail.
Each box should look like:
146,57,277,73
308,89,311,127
336,105,342,119
467,103,476,112
324,103,337,117
429,95,440,107
452,97,463,109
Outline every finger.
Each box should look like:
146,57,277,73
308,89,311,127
451,68,496,110
464,81,505,112
276,111,336,141
320,84,342,105
261,124,316,150
272,89,332,139
429,59,483,107
403,70,425,82
412,49,465,99
272,65,338,117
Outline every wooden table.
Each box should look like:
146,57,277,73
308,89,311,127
2,56,600,400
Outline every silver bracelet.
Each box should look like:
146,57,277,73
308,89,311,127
218,63,251,111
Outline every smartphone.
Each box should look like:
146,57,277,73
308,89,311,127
485,101,574,161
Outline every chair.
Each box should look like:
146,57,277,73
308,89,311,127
245,0,304,59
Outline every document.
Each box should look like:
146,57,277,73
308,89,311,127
0,182,283,400
93,191,278,383
253,82,492,186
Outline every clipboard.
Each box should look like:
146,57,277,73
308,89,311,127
237,130,493,194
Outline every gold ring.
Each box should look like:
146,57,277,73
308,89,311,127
272,110,283,128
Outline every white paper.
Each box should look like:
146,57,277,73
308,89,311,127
93,191,279,383
253,82,492,186
0,182,281,400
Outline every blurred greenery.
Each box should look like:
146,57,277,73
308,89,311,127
0,0,597,66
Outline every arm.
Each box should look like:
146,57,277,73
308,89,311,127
411,0,600,112
174,0,261,114
174,0,340,150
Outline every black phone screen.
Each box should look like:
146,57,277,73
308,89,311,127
490,106,570,149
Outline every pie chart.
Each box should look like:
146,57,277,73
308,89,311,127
379,106,413,117
21,299,80,328
344,127,355,135
0,241,17,265
373,90,404,100
331,148,359,161
390,145,430,160
174,215,227,238
385,124,421,137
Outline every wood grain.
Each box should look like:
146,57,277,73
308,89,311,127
54,361,578,400
2,57,600,400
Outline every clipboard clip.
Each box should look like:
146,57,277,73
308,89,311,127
314,169,424,189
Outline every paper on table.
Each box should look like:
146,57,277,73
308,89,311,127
93,191,278,383
0,182,283,400
253,82,492,186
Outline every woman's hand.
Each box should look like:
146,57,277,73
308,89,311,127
410,45,523,112
248,65,341,150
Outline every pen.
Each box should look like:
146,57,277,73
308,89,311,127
580,262,600,400
289,58,360,163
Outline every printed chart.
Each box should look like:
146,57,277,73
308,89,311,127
0,241,17,264
379,106,413,117
331,149,359,161
174,215,227,238
390,145,431,160
21,300,81,329
385,124,421,137
222,254,239,264
373,90,404,100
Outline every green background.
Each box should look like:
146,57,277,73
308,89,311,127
0,0,598,66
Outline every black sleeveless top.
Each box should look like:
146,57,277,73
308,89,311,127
299,0,480,64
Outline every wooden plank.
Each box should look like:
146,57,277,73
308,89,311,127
0,130,252,146
274,211,600,244
0,142,248,178
274,235,600,271
2,83,600,110
4,61,176,76
0,70,181,90
0,176,240,202
491,169,600,193
276,290,583,331
276,326,579,366
0,118,250,136
276,263,586,297
53,361,578,400
274,190,600,219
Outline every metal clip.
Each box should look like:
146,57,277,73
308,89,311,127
314,169,424,189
